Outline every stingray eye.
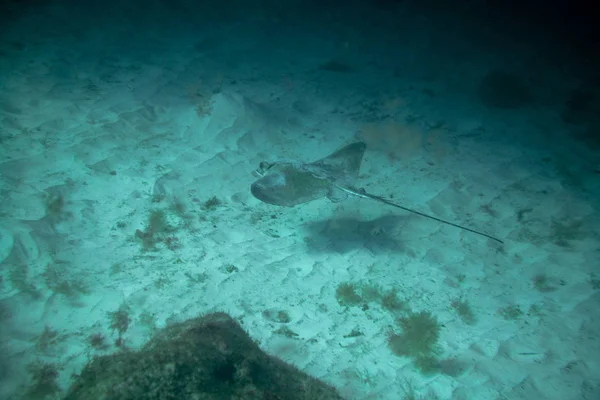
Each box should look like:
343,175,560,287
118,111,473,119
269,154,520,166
253,162,274,178
259,162,276,172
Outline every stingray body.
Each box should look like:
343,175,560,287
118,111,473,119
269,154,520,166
251,142,366,207
251,142,503,243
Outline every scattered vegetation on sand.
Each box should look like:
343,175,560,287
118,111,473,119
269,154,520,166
108,304,132,347
87,332,108,350
335,282,363,306
25,361,62,400
335,281,406,312
528,304,544,317
201,196,222,211
451,298,477,325
262,310,291,324
381,289,407,312
499,304,523,320
135,209,177,251
35,325,61,354
532,273,564,292
387,310,442,374
359,283,383,302
42,262,89,297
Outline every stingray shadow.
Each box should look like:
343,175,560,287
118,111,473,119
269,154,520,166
302,215,408,254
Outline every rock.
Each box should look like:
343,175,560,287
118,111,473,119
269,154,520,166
65,312,342,400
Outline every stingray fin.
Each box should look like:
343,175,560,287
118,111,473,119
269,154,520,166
309,142,366,185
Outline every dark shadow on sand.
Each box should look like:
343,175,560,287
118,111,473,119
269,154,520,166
302,215,409,254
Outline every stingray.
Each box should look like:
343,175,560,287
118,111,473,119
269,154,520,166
250,142,503,243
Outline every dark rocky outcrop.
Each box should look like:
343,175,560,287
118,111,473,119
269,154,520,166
66,312,342,400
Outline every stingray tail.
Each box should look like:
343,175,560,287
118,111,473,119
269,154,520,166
362,192,504,243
